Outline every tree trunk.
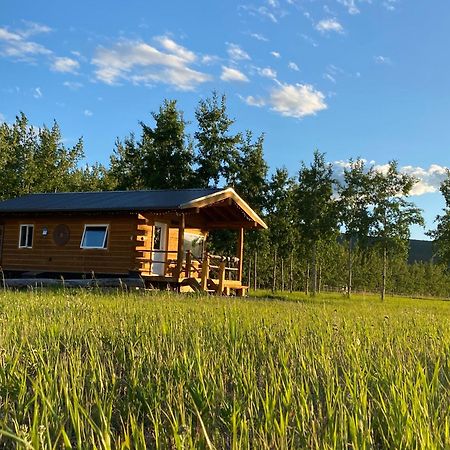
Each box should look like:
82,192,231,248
289,253,293,293
281,258,285,291
248,257,252,291
347,237,353,298
311,242,317,297
317,263,322,294
272,248,277,293
253,251,257,291
305,261,310,295
381,244,387,300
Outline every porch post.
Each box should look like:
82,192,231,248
237,227,244,282
175,213,185,279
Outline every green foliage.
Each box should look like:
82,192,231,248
194,91,241,187
0,113,101,198
110,100,195,190
428,169,450,264
294,150,339,245
141,99,195,189
369,161,424,253
369,161,425,299
3,290,450,448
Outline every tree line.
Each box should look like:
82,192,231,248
1,92,450,299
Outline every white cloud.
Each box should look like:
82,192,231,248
288,61,300,71
92,38,211,90
84,109,93,117
374,55,392,65
271,51,281,58
227,43,251,61
19,21,52,38
316,18,344,34
301,34,319,47
323,73,336,83
63,81,83,90
389,164,448,196
220,66,249,82
241,95,266,107
250,33,268,42
51,56,79,73
338,0,360,14
383,0,398,11
155,36,196,63
257,66,277,78
269,83,327,118
0,26,51,59
333,160,448,196
33,87,42,99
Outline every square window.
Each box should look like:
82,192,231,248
19,225,34,248
80,225,109,249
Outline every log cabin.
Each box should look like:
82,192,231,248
0,188,267,295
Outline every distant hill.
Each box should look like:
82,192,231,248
408,239,434,264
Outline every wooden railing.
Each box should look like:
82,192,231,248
138,249,241,282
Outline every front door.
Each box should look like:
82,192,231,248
151,222,168,276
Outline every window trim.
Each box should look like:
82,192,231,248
19,224,34,249
80,224,109,250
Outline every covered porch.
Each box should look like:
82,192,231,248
136,189,266,296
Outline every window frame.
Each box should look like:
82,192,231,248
80,224,109,250
18,224,34,249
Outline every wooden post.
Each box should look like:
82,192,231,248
175,213,185,280
237,228,244,282
185,250,191,278
200,254,209,291
218,261,226,295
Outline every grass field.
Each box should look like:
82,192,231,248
1,289,450,449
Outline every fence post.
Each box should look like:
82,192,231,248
200,254,209,292
185,250,191,278
218,261,226,295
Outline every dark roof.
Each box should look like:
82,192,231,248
0,189,223,213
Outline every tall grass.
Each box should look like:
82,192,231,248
1,289,450,448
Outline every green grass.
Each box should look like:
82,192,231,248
1,289,450,448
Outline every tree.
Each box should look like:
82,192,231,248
294,150,339,296
141,100,195,189
233,131,268,213
266,168,296,291
194,92,241,187
109,134,145,190
427,169,450,264
338,159,374,297
369,161,424,300
0,113,94,198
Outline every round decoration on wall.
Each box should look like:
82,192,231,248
53,224,70,246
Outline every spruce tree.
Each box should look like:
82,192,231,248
194,92,241,187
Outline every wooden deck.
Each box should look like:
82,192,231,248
140,252,248,296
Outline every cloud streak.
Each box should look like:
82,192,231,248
92,37,211,90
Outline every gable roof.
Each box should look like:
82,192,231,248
0,188,267,229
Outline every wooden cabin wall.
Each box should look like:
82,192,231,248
0,214,138,275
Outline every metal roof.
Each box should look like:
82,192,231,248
0,189,223,213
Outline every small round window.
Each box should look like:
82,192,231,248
53,224,70,246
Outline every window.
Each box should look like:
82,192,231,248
80,225,109,249
153,225,162,250
183,233,205,259
19,224,34,248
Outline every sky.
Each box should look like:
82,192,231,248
1,0,449,239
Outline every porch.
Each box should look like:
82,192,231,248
137,214,247,295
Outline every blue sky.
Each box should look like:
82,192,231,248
1,0,449,239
